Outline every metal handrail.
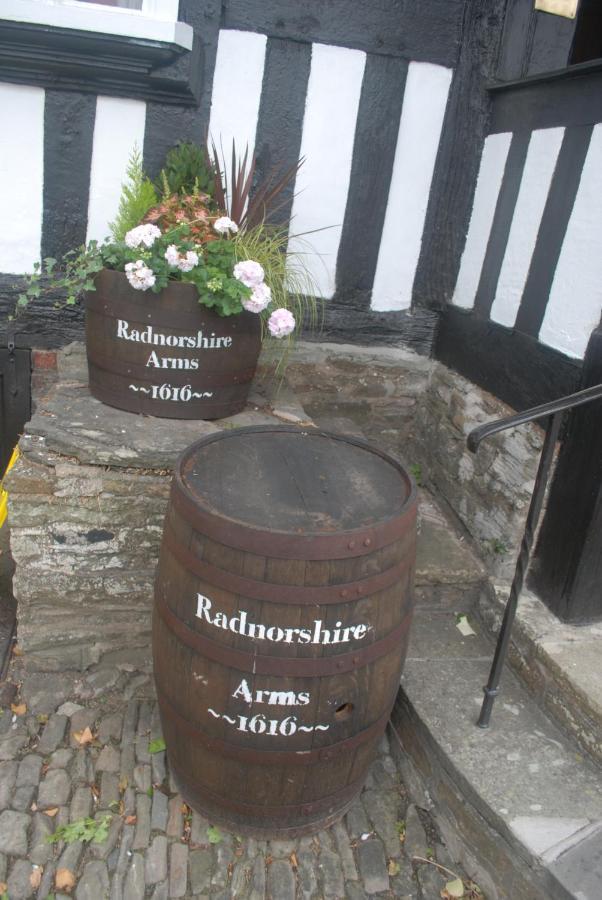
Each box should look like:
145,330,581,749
467,381,602,727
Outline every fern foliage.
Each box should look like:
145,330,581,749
109,146,157,241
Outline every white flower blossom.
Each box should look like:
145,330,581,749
125,260,156,291
164,244,180,266
268,307,295,338
164,245,200,272
233,260,265,288
213,216,239,235
177,250,199,273
242,282,271,313
125,223,161,249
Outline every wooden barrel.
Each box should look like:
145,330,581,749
85,269,262,420
153,425,416,836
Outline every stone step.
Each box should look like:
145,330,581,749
477,585,602,766
391,606,602,900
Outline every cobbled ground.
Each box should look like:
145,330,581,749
0,661,464,899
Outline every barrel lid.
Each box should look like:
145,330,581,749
174,426,415,560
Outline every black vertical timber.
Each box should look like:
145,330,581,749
42,91,96,262
335,54,408,295
473,131,530,319
253,37,312,228
515,124,593,337
530,322,602,623
412,0,508,311
0,349,31,476
143,0,221,178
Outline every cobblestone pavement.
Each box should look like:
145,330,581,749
0,661,465,899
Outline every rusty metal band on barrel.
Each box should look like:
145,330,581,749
171,479,417,562
155,683,395,766
86,354,257,387
155,591,412,676
168,760,366,819
162,527,414,605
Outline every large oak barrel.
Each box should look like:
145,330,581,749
85,269,261,420
153,425,416,836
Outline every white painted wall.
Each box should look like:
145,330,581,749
452,132,512,309
86,96,147,244
539,123,602,358
371,61,452,312
287,43,366,300
208,29,267,177
0,83,44,274
491,127,564,328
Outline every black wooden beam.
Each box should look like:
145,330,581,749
436,306,582,412
489,61,602,133
143,0,217,179
222,0,464,67
530,323,602,623
515,125,593,338
253,37,312,229
0,276,84,350
412,0,508,310
473,131,530,319
0,19,198,106
42,91,96,263
336,54,408,294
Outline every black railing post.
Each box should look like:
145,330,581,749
476,413,561,727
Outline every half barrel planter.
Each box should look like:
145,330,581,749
85,269,262,419
153,425,417,837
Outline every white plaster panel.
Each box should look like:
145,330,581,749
0,83,44,273
452,132,513,309
86,96,147,244
287,43,366,300
539,123,602,359
371,61,452,311
491,127,565,328
208,29,267,169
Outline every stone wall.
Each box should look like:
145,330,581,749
285,342,542,579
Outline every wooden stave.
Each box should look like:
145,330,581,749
84,270,262,420
153,456,416,834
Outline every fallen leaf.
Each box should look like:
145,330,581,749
118,774,128,792
148,738,166,754
124,815,137,825
29,867,43,889
0,883,7,893
442,877,465,898
455,615,476,637
10,702,27,716
290,851,298,870
73,726,94,746
206,825,222,844
12,644,23,656
388,860,400,876
55,867,76,890
44,807,59,817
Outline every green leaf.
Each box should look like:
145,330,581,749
444,877,465,898
45,814,112,846
148,738,166,754
206,825,222,844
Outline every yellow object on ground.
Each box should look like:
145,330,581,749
0,447,19,528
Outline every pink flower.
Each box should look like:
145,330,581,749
233,260,264,288
242,282,271,313
268,308,295,338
